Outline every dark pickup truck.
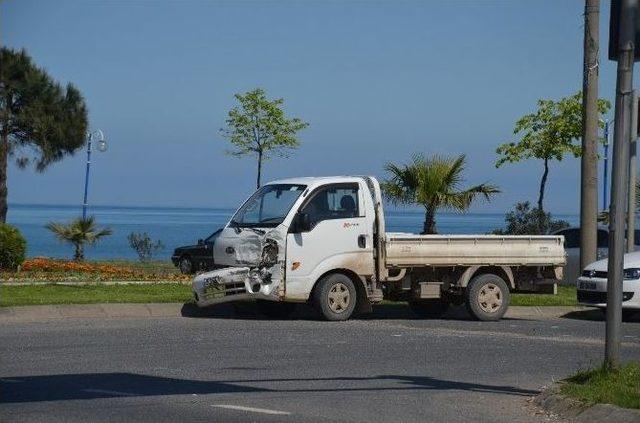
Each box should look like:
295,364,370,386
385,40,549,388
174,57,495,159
171,229,221,274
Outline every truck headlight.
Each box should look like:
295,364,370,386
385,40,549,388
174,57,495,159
623,268,640,280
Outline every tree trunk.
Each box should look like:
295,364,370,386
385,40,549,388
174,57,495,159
256,149,262,189
538,158,549,212
74,243,84,261
537,158,550,234
422,206,437,234
0,131,8,223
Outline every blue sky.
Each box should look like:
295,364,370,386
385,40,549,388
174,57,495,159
2,0,635,213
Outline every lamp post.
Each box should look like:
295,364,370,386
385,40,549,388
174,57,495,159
82,129,107,219
603,119,612,211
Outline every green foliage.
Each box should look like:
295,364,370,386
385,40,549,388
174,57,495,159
0,223,26,270
382,154,500,234
0,47,88,223
221,88,308,188
46,216,112,261
492,201,569,235
0,283,191,307
495,92,611,212
127,232,164,262
561,362,640,409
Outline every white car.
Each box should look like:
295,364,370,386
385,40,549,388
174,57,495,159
577,251,640,316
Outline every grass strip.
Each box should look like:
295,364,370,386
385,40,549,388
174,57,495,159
1,283,192,307
560,362,640,409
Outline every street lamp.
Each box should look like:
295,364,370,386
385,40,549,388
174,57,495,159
601,119,613,211
82,129,107,219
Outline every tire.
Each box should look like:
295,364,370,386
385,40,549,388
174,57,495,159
256,300,297,319
465,273,510,321
313,273,357,321
408,299,449,319
179,256,193,274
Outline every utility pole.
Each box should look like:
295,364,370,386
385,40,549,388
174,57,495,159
627,90,639,252
580,0,601,272
606,0,637,370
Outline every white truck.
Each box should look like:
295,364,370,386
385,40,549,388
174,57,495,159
192,176,566,321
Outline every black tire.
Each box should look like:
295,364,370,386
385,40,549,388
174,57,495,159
179,256,193,274
313,273,357,321
465,273,510,321
408,299,449,319
256,300,297,319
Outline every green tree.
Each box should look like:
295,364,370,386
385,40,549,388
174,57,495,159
221,88,308,189
492,202,570,235
127,231,164,262
0,48,88,223
46,216,112,261
495,92,610,214
382,154,500,234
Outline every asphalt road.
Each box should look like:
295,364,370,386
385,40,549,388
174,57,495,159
1,304,639,422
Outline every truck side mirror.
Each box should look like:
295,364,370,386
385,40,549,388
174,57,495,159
295,212,312,233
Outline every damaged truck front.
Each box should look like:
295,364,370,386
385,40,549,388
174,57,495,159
192,176,566,321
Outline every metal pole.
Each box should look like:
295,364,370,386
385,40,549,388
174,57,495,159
627,90,638,252
604,122,610,211
82,133,92,220
580,0,601,272
606,0,637,370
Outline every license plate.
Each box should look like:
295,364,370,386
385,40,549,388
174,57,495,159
579,281,597,290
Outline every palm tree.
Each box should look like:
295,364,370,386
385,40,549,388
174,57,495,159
382,154,500,234
46,216,112,261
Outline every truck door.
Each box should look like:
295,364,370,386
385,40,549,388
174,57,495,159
285,182,374,300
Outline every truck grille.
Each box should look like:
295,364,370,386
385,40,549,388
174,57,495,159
577,290,634,303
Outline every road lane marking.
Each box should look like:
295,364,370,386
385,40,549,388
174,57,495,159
212,404,291,415
84,388,137,396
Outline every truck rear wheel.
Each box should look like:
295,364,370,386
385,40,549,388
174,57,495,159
313,273,357,321
408,299,449,319
465,273,509,321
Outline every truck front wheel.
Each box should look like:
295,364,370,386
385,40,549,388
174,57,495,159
465,273,510,321
313,273,357,321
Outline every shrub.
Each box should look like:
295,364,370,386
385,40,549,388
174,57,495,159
492,201,570,235
127,232,164,262
0,223,27,270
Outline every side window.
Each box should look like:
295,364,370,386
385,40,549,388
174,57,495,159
560,229,580,249
300,184,360,228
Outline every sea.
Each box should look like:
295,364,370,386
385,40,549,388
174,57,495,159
7,204,580,261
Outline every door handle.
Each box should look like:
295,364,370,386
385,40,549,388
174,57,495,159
358,234,366,248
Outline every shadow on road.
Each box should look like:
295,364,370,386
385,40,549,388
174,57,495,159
561,308,640,322
180,302,526,322
0,372,539,404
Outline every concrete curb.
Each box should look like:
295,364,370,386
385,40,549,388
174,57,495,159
0,303,589,323
535,387,640,422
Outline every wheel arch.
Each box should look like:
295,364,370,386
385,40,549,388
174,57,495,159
458,265,514,290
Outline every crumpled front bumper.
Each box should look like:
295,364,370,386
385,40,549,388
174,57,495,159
192,267,280,307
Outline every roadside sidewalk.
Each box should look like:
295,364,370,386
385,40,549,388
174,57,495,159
0,303,589,323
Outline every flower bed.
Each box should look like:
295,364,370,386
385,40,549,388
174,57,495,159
2,257,191,283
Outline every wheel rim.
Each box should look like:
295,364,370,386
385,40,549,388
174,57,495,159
328,282,350,313
180,259,191,273
477,282,502,313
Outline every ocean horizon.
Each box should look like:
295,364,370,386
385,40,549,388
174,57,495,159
6,203,580,261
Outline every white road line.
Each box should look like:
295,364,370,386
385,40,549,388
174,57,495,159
211,404,291,415
84,388,137,396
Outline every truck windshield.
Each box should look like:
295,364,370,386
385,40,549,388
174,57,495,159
230,184,306,228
